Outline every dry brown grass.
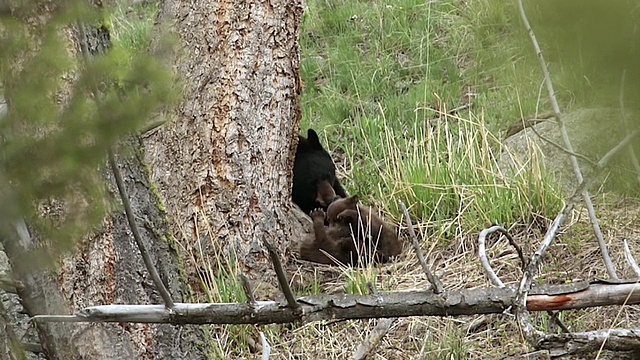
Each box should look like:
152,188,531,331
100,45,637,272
252,194,640,359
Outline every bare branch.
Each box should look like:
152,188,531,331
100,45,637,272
259,331,271,360
623,240,640,277
538,328,640,356
30,281,640,325
398,200,444,293
107,149,175,309
596,129,640,169
528,125,596,166
353,318,395,360
515,0,619,280
263,240,301,314
546,311,570,334
478,225,526,288
478,226,506,288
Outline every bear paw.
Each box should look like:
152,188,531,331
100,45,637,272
309,208,326,220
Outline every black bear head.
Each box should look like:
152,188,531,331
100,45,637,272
292,129,346,214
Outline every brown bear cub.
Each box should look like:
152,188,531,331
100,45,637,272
298,208,359,266
299,195,402,266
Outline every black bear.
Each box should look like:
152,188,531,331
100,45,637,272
292,129,347,214
298,195,402,266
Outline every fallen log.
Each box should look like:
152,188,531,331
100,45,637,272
32,280,640,325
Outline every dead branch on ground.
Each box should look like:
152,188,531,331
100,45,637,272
399,200,443,293
31,280,640,325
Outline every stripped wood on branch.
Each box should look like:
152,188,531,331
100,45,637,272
478,225,526,288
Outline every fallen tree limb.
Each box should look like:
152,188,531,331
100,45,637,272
538,328,640,356
31,281,640,325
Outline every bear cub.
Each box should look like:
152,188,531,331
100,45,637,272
298,207,358,266
292,129,347,214
299,195,402,266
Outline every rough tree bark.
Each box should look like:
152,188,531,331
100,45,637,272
144,0,304,284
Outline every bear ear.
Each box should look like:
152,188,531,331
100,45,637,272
306,129,323,149
348,195,359,204
297,134,308,147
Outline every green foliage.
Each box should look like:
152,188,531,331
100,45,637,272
418,321,469,359
0,1,174,257
109,1,159,53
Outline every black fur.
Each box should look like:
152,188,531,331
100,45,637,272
292,129,347,214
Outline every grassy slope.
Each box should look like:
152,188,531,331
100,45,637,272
289,0,639,359
299,0,562,232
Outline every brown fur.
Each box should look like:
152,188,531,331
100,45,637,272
298,208,358,266
327,195,402,264
314,180,339,208
299,196,402,266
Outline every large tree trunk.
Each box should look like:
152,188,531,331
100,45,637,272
145,0,304,284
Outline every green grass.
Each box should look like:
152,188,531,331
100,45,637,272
300,0,566,236
108,1,158,53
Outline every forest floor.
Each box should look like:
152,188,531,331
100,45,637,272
111,0,640,358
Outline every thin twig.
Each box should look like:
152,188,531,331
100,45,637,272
107,148,175,309
515,0,619,280
478,225,526,288
619,69,640,186
263,240,301,314
259,331,271,360
501,229,526,270
398,200,444,293
478,226,505,288
353,282,397,360
139,119,167,136
428,103,474,124
547,311,570,333
623,240,640,277
528,125,596,167
596,129,640,169
239,273,257,305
